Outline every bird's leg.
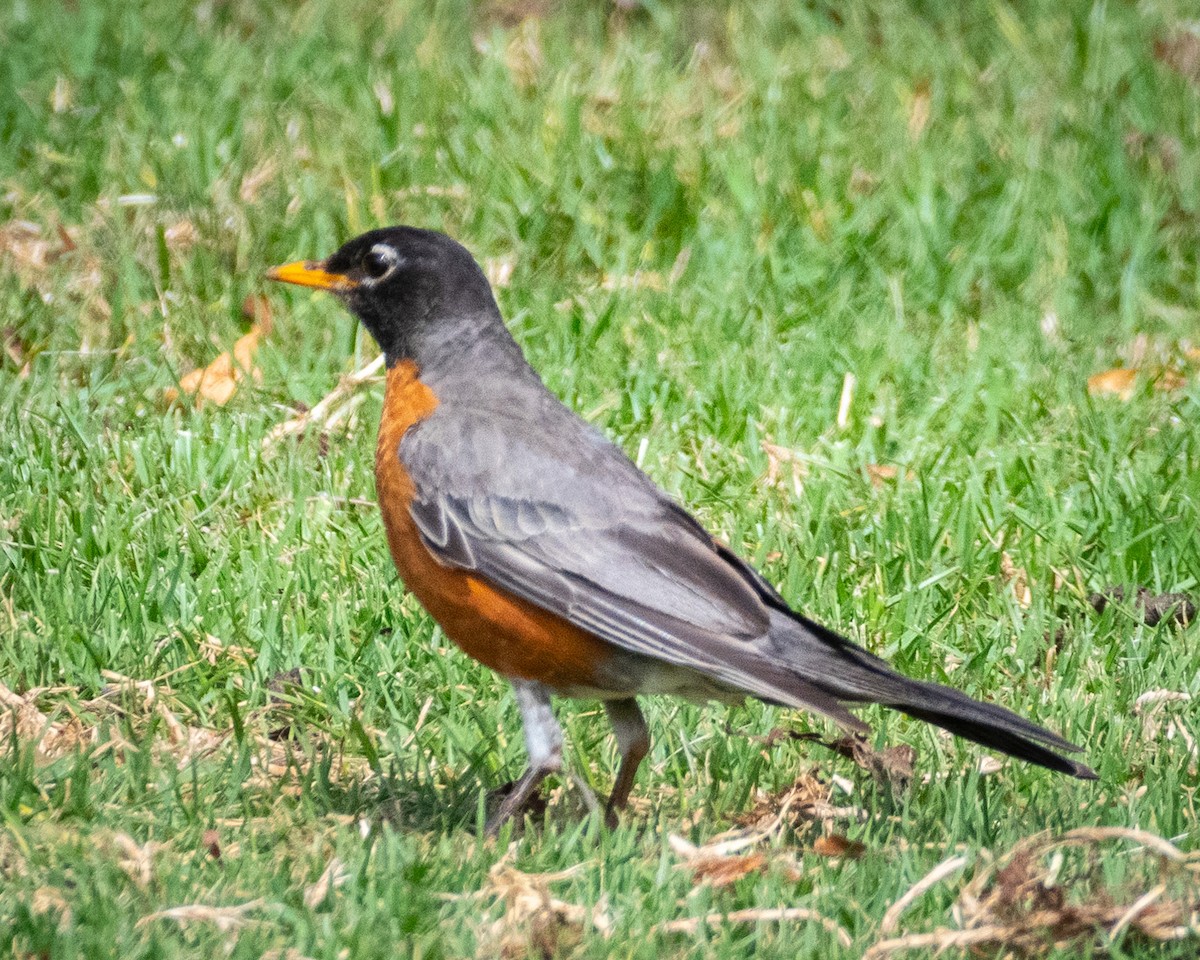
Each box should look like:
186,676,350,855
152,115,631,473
603,698,650,828
485,680,562,836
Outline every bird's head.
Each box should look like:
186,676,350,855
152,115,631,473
267,226,500,366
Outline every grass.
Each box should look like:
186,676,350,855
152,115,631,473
1,0,1199,956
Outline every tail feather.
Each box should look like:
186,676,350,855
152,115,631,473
769,611,1096,779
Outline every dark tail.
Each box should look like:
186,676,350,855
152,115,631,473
769,611,1097,779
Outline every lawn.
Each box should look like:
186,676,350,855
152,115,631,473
1,0,1199,956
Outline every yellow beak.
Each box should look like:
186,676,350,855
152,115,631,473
265,260,356,292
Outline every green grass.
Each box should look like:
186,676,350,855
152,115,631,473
2,0,1199,956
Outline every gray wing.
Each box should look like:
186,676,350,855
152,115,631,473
400,404,863,728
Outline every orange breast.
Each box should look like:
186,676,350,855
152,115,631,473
374,360,619,691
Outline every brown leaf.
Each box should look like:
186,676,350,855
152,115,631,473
503,20,543,90
165,329,263,408
761,440,808,494
303,857,349,909
31,886,72,927
866,464,916,487
864,827,1200,958
813,833,867,859
866,464,897,485
163,220,198,250
239,159,279,204
1154,368,1187,392
485,255,516,288
0,682,94,761
473,861,611,960
1087,367,1136,399
483,0,555,27
849,166,878,195
240,294,273,332
804,733,916,790
166,298,271,409
1000,552,1032,609
907,79,931,141
689,852,768,888
3,326,29,369
114,833,158,889
0,220,58,275
729,766,864,828
1154,27,1200,86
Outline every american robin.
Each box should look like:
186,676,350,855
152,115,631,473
268,226,1095,833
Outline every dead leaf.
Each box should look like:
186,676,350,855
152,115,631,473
113,833,159,889
688,852,769,887
1155,27,1200,86
1124,130,1182,172
303,857,349,909
1000,552,1032,609
0,220,57,276
2,326,28,368
483,0,556,28
813,833,867,859
31,886,72,928
239,159,279,204
165,330,262,406
849,166,878,195
1133,690,1197,775
394,183,468,200
1153,367,1187,392
1087,367,1137,400
811,734,916,790
668,246,692,286
731,767,865,829
471,859,611,960
163,220,198,250
907,79,931,140
0,219,103,309
165,296,271,409
865,827,1200,958
504,20,543,90
668,800,805,888
0,682,94,761
485,256,516,288
198,634,254,666
800,188,830,240
866,464,897,485
761,440,809,494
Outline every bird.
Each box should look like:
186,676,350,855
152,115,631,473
267,226,1095,833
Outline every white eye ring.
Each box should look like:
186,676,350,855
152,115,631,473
361,243,402,285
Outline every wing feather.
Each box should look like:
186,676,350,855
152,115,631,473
400,413,861,726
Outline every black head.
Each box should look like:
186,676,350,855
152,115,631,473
267,226,503,366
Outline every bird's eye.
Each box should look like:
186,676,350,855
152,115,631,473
362,245,398,280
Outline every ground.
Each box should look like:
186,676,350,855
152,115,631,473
1,0,1198,957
